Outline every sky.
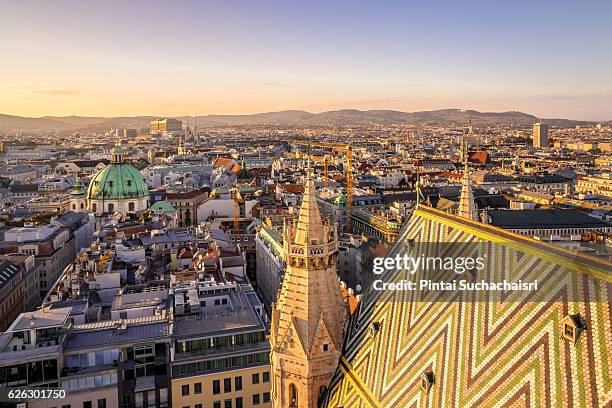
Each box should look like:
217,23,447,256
1,0,611,120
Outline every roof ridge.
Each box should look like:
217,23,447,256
413,205,612,280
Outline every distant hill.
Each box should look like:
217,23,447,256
0,109,598,132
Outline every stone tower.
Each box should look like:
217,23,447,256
458,162,478,220
270,165,347,408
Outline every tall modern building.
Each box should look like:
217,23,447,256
270,165,347,408
532,121,548,148
150,118,183,134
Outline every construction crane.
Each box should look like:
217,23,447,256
293,140,354,231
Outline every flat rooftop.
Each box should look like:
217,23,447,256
173,287,264,339
8,307,72,332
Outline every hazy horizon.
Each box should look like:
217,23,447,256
1,107,609,123
2,0,611,120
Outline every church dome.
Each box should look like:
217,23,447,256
86,145,148,200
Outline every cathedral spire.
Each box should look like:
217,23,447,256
271,162,347,408
294,159,325,245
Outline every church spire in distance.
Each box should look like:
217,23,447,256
458,151,478,221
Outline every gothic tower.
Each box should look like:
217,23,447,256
270,165,347,408
458,161,478,220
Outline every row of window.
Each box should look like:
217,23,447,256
176,332,265,354
63,373,118,391
182,393,270,408
174,352,269,377
181,371,270,396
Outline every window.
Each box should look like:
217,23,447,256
213,402,221,408
129,202,135,211
224,400,232,408
182,384,190,396
215,299,221,306
194,382,202,394
289,384,297,406
224,377,232,393
234,376,242,391
195,405,202,408
252,394,260,405
263,392,270,403
83,402,92,408
420,371,435,394
262,371,270,383
323,343,329,352
108,203,114,213
252,373,260,384
97,399,106,408
213,379,221,394
235,397,243,408
562,314,586,344
62,405,71,408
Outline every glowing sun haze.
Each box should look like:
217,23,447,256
1,0,611,120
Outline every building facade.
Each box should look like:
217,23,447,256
532,122,548,148
150,118,182,134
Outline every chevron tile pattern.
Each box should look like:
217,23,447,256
324,206,612,408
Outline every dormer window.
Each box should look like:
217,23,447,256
127,180,132,187
108,181,113,188
562,313,587,344
420,370,435,394
369,321,381,338
323,343,329,352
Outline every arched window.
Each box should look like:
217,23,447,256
319,385,327,400
129,202,135,212
72,204,76,210
289,383,298,407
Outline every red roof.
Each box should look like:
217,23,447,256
278,184,305,194
213,157,234,168
468,151,491,164
341,287,360,314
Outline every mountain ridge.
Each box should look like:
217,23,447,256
0,109,605,131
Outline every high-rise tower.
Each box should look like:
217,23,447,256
270,164,347,408
532,120,548,148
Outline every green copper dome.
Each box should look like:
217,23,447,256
86,163,148,200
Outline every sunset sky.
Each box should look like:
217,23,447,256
1,0,611,120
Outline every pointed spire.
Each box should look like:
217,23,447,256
458,161,478,221
293,160,325,245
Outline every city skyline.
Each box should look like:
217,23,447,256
2,0,611,120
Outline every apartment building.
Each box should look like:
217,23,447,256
576,173,612,197
170,281,271,408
